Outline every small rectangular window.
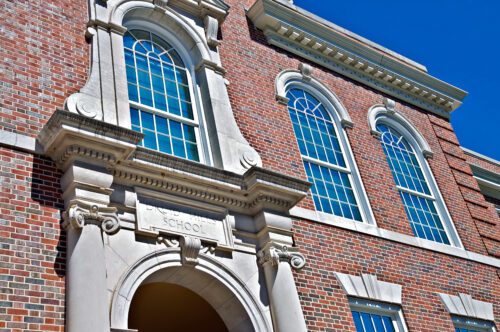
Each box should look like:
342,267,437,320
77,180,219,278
349,298,408,332
452,316,496,332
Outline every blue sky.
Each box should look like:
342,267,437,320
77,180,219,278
294,0,500,160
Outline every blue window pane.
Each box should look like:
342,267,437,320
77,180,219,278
155,117,168,135
143,130,157,150
172,138,186,158
141,112,155,130
151,75,164,92
123,33,135,49
139,88,153,107
186,143,199,161
157,134,171,154
163,65,176,81
128,83,139,102
149,58,162,76
183,124,196,142
165,79,178,97
382,316,395,332
124,49,134,66
168,98,181,115
170,121,183,139
130,108,140,126
178,84,191,102
181,102,193,119
137,70,150,88
352,311,364,332
135,54,148,71
154,92,167,111
126,65,136,83
175,68,188,84
361,312,375,332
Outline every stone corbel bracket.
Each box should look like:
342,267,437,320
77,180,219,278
335,272,402,304
257,242,306,270
438,292,495,322
157,234,215,266
63,202,121,235
38,110,143,170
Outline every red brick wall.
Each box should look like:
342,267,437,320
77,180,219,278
0,0,88,137
220,1,499,330
0,0,86,329
0,147,65,331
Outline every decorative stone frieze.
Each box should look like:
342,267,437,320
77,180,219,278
335,272,403,304
63,203,121,235
438,293,495,322
258,243,306,270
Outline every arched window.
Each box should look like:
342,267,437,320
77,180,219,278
124,29,200,162
376,122,456,245
286,87,370,222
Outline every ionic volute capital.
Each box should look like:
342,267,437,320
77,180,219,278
63,203,120,235
258,243,306,270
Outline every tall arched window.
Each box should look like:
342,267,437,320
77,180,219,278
124,29,200,162
377,123,454,245
286,87,370,222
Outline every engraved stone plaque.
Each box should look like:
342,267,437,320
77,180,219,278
136,189,234,250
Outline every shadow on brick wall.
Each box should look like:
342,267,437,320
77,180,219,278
31,155,66,278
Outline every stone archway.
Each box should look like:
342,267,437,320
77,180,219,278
110,248,271,332
128,282,228,332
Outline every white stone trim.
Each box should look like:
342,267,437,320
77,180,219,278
438,293,496,322
110,248,271,332
335,273,402,305
247,0,467,118
275,69,353,127
367,103,434,157
289,206,500,268
368,103,464,249
452,316,497,332
0,129,43,154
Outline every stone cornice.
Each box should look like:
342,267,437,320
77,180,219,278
38,111,311,215
247,0,467,118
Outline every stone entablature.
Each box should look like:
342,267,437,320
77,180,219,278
247,0,467,118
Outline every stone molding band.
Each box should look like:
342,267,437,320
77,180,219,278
257,243,306,270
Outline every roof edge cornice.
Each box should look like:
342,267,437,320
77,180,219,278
247,0,468,118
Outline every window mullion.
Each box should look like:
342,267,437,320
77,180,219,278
130,101,198,127
396,185,435,201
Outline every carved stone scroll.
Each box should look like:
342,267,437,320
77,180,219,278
64,203,120,235
258,243,306,270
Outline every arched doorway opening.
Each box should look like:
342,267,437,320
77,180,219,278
110,249,271,332
128,282,228,332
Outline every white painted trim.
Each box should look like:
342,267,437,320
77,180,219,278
0,129,43,154
368,104,464,249
289,206,500,268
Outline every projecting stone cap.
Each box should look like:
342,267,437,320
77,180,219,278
438,293,495,322
335,272,402,305
38,110,143,170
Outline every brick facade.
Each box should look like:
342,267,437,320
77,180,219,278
0,0,498,331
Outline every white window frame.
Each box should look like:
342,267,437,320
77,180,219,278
371,110,463,248
123,19,213,166
284,79,375,225
349,298,408,332
452,316,497,332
